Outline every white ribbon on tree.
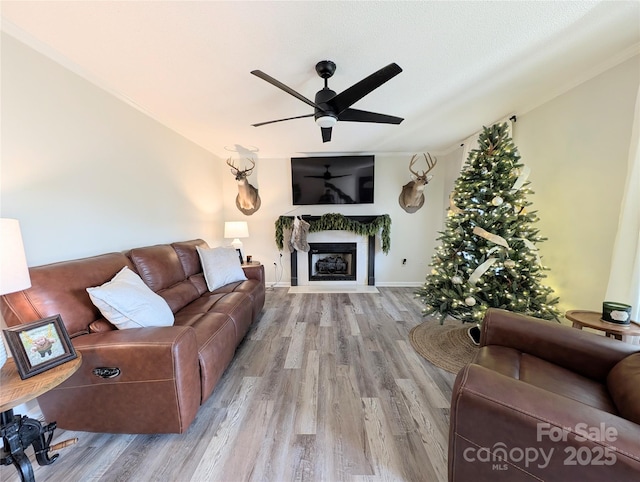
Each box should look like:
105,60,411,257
472,226,510,248
510,165,531,193
469,257,498,285
468,245,503,285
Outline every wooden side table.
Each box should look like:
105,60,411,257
241,261,261,267
1,353,82,482
565,310,640,344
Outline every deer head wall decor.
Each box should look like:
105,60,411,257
398,153,437,213
227,158,261,215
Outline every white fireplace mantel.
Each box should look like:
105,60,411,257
286,215,381,286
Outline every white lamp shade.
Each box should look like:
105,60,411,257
0,218,31,294
224,221,249,239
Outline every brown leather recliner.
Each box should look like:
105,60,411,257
1,239,265,434
449,308,640,481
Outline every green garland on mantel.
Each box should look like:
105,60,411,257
275,213,391,254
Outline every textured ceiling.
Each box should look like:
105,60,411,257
1,1,639,158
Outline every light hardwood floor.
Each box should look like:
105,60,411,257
4,288,455,482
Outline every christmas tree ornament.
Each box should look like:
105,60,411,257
504,259,516,268
451,275,463,285
491,196,504,206
465,297,476,306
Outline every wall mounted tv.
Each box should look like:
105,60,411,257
291,155,375,205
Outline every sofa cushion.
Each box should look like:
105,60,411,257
0,252,134,337
608,353,640,424
179,291,254,343
127,244,185,292
86,266,174,329
172,239,209,278
196,246,247,292
211,278,265,320
174,310,237,402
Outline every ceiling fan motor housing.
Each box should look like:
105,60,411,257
314,88,338,124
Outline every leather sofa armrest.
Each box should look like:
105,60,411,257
70,325,199,376
449,364,640,481
480,309,640,381
38,325,201,434
242,263,265,284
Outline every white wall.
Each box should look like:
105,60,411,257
514,55,639,314
221,153,449,286
1,33,224,266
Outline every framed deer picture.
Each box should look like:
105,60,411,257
3,315,77,379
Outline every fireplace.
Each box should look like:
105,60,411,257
308,243,357,281
287,215,380,286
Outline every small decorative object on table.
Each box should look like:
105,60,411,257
3,315,77,380
602,301,632,325
246,255,252,263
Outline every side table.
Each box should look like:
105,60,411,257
1,353,82,482
241,261,261,267
565,310,640,344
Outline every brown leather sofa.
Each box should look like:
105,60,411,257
0,239,265,434
449,308,640,481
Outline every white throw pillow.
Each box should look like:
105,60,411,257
196,246,247,292
86,266,174,330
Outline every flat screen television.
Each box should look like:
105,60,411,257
291,155,375,205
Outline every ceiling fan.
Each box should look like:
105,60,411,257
251,60,404,142
305,164,352,180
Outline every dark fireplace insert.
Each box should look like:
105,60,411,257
308,243,357,281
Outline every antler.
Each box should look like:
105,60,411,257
243,158,255,176
423,152,437,174
226,158,239,174
226,158,255,176
409,153,437,178
408,154,423,177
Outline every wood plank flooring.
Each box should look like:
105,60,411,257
3,288,455,482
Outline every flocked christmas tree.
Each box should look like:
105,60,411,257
417,122,560,324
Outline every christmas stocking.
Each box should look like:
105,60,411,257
289,216,310,252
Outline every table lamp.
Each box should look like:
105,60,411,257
224,221,249,263
0,219,32,368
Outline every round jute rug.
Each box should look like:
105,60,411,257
409,318,479,374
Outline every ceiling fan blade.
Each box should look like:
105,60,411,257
251,70,323,111
306,174,351,179
252,113,314,127
327,63,402,114
338,108,404,124
321,127,332,143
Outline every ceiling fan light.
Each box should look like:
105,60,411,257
315,115,337,128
